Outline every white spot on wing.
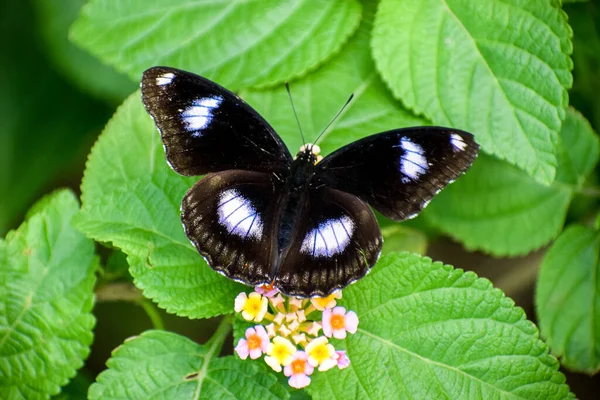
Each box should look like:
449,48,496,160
399,138,428,183
450,133,467,152
182,96,223,134
217,189,262,239
300,216,354,257
156,72,174,86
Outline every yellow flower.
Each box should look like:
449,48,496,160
265,336,296,372
234,292,268,322
305,337,337,371
310,291,342,311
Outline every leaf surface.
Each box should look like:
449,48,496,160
372,0,573,184
70,0,362,90
308,253,573,399
536,225,600,373
0,190,97,399
424,108,598,256
88,330,288,400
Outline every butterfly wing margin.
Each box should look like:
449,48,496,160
314,127,479,221
274,187,382,297
142,67,292,176
181,170,283,286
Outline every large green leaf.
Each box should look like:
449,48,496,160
88,330,288,400
371,0,573,185
242,0,427,157
74,94,243,318
536,225,600,374
0,190,97,399
70,0,362,90
424,108,599,256
307,253,573,399
34,0,135,104
0,1,110,235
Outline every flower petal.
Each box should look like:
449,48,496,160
265,355,282,372
289,374,311,389
344,310,359,333
322,309,332,337
234,339,249,360
234,292,248,312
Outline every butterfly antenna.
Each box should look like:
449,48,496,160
286,82,305,145
313,93,354,145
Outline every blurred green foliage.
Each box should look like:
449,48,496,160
0,1,125,236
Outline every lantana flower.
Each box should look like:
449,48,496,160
233,287,359,389
255,284,279,298
335,350,350,369
265,336,296,372
322,306,358,339
284,351,314,389
234,292,268,322
235,326,269,360
310,291,342,311
305,336,337,371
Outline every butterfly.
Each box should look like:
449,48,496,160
141,66,479,298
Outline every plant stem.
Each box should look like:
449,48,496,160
207,314,233,357
95,282,143,302
138,300,165,330
577,186,600,198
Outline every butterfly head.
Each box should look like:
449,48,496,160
296,143,323,164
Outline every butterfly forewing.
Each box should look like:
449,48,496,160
314,127,479,221
275,187,382,297
181,170,283,286
142,67,292,175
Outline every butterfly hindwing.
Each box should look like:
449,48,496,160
275,187,382,297
142,67,292,176
314,127,479,221
181,170,282,286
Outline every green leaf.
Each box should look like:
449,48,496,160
0,190,97,399
0,1,111,235
371,0,573,185
380,225,427,255
89,329,288,400
536,225,600,374
555,107,600,186
242,0,427,157
307,252,573,399
74,93,243,318
424,108,599,256
33,0,136,104
70,0,362,90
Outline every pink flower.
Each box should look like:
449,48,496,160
255,284,279,298
235,326,270,360
335,350,350,369
322,307,358,339
284,351,314,389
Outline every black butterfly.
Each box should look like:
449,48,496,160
141,66,479,298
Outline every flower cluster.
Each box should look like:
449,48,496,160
234,285,357,388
